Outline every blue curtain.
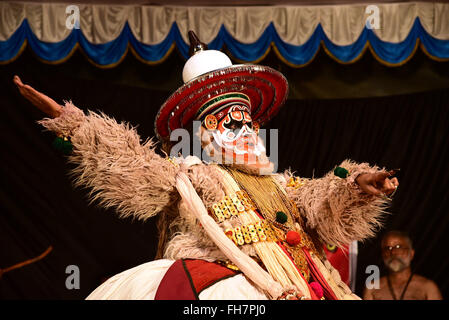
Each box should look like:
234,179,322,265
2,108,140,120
1,18,448,67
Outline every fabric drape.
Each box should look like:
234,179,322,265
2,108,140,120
1,2,448,66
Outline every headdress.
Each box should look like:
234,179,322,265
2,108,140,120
154,31,289,141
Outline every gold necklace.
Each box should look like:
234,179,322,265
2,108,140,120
220,165,321,281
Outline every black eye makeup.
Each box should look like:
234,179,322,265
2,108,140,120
223,119,244,130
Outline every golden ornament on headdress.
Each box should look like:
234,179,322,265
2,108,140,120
204,114,218,130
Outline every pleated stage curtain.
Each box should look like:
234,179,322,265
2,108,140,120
1,2,449,67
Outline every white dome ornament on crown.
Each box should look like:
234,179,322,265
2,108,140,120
182,31,232,83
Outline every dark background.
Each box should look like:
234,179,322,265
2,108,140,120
1,45,448,299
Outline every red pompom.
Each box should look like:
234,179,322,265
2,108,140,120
286,231,301,246
309,281,324,299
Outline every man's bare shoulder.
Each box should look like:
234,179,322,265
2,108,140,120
412,274,438,288
411,274,443,300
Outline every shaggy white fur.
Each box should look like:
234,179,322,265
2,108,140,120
283,160,390,248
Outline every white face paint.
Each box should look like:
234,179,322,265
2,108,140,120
211,123,265,156
200,107,274,173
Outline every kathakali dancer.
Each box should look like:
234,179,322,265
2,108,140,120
13,31,399,300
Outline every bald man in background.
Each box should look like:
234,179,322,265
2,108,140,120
364,231,442,300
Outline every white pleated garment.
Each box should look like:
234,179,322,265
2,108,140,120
86,259,268,300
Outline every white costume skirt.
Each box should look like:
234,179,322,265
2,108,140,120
86,259,268,300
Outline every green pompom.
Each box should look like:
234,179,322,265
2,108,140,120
52,137,64,151
334,166,349,179
61,140,73,155
275,211,288,224
52,136,72,155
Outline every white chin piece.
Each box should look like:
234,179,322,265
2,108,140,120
182,50,233,83
212,127,265,156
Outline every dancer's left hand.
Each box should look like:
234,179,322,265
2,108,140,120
356,171,399,196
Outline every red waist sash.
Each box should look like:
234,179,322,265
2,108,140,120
155,259,240,300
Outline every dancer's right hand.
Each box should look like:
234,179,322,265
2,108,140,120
13,75,62,118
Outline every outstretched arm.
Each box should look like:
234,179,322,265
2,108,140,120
283,160,399,247
14,75,179,221
14,75,62,118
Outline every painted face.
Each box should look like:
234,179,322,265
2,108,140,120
209,107,264,164
213,108,265,163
